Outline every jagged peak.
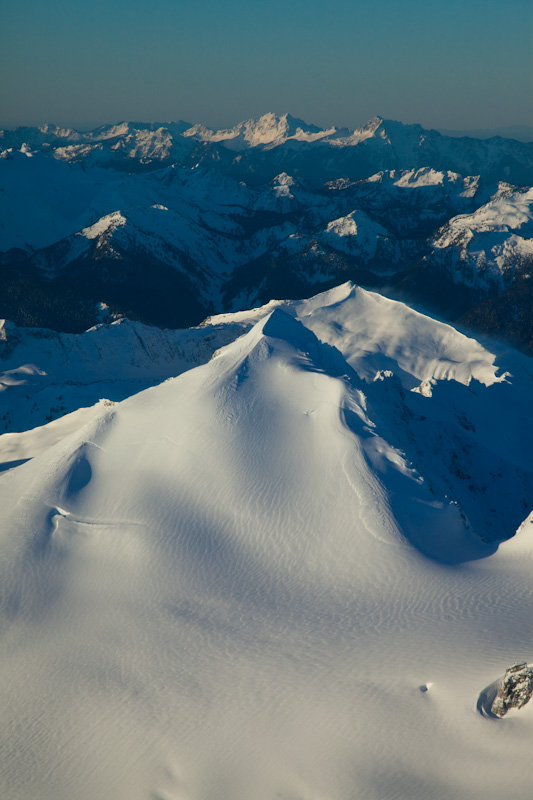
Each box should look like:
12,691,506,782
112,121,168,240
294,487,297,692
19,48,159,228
361,115,385,132
336,116,434,148
270,172,298,187
242,111,322,133
183,112,332,150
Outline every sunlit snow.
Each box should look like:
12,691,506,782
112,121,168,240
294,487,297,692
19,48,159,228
0,285,532,799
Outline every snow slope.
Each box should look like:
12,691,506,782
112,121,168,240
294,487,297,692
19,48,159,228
321,208,398,264
207,281,522,388
0,315,243,436
3,279,533,480
0,287,532,799
0,149,120,251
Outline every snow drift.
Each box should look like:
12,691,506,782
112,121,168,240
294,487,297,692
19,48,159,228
0,288,532,799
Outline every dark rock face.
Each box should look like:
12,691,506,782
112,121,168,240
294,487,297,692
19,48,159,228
491,663,533,717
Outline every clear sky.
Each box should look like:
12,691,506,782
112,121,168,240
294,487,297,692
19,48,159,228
2,0,532,131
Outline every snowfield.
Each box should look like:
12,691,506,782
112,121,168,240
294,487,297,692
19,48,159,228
0,284,532,799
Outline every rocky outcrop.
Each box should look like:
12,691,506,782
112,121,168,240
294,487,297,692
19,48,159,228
491,663,533,717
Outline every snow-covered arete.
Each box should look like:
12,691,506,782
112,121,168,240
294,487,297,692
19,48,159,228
0,284,532,799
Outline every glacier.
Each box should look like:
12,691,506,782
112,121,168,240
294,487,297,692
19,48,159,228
0,284,532,799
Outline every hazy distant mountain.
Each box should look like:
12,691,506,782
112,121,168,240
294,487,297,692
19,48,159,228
439,124,533,142
182,111,345,150
3,113,533,185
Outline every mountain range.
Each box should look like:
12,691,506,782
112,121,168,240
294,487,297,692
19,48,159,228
1,114,533,350
1,112,533,798
3,113,533,185
438,124,533,142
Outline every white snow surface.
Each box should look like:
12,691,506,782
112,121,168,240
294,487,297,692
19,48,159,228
0,315,242,438
0,285,533,799
0,400,114,466
206,282,519,388
322,210,392,259
431,187,533,288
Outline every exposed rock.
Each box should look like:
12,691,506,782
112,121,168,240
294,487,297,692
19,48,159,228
491,663,533,717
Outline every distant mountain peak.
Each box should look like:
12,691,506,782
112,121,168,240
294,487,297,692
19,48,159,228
362,115,384,131
182,112,335,151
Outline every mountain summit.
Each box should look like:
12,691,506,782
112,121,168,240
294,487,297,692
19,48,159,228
183,112,337,150
0,282,532,799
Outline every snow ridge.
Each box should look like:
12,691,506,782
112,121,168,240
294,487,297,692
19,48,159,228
0,284,533,799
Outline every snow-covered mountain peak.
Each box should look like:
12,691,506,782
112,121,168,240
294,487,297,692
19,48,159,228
336,115,384,145
213,307,323,374
202,281,514,390
323,210,390,258
392,167,459,188
265,172,306,205
37,123,76,137
358,115,384,134
430,186,533,289
237,112,325,147
336,116,432,150
271,172,297,187
80,210,127,240
1,281,533,798
184,112,333,151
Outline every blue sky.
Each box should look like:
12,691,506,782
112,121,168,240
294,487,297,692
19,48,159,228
2,0,532,130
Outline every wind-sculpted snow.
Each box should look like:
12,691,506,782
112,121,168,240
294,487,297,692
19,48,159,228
208,282,522,388
4,282,533,539
0,298,532,799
